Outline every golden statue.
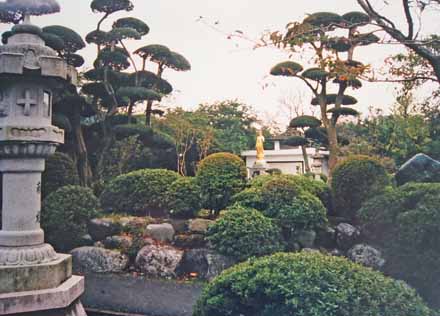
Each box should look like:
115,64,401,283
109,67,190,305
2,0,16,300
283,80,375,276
256,129,265,161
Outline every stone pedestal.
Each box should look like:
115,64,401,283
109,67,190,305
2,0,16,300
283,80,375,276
249,159,269,178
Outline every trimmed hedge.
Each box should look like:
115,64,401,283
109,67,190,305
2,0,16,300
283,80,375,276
206,207,285,261
42,152,80,197
332,155,390,219
196,153,247,212
194,252,431,316
359,182,440,308
42,185,100,252
100,169,180,215
166,177,202,219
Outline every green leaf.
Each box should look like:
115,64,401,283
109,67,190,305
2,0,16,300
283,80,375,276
270,61,304,76
290,115,322,128
302,68,329,81
113,17,149,36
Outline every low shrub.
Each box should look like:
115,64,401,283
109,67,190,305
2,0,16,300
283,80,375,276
231,187,265,210
100,169,180,215
42,185,100,252
359,182,440,308
196,153,247,212
42,152,79,197
332,155,390,219
194,252,431,316
166,177,202,219
206,206,285,261
275,193,327,232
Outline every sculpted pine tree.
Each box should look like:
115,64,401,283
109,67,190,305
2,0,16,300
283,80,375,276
134,44,191,126
270,12,374,171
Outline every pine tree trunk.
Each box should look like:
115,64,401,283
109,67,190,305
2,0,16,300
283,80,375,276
301,145,311,173
72,108,93,186
145,100,153,127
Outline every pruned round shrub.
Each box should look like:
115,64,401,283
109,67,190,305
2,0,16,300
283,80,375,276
359,182,440,308
166,177,201,219
275,193,327,231
231,187,265,210
196,153,247,212
100,169,180,215
332,155,390,219
42,185,100,252
206,207,284,261
194,252,431,316
42,152,80,197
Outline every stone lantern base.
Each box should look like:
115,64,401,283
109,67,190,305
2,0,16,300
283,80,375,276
249,159,269,178
0,256,86,316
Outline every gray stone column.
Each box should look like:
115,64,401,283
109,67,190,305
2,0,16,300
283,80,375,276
0,159,45,246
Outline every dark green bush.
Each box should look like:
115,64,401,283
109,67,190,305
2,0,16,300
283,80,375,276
194,252,431,316
42,185,100,252
206,207,285,261
332,155,390,219
231,187,265,210
100,169,180,215
359,182,440,308
275,193,327,231
166,177,201,219
42,152,80,197
196,153,247,212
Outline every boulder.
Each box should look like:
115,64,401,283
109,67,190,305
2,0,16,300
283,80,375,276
88,218,122,242
315,226,337,249
188,219,215,234
167,219,188,234
135,244,183,278
173,234,206,248
205,252,235,281
336,223,361,251
176,249,209,279
395,153,440,186
296,230,316,249
347,244,385,270
79,234,94,247
103,235,133,251
146,223,175,243
71,247,129,274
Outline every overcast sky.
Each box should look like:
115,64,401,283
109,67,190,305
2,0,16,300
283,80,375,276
1,0,438,127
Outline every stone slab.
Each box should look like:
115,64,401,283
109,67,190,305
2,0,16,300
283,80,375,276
82,273,203,316
0,254,72,294
0,275,84,315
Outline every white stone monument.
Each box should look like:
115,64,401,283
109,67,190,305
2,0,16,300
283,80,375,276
0,2,86,315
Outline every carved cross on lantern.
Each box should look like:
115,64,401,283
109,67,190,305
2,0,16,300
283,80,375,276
17,90,37,116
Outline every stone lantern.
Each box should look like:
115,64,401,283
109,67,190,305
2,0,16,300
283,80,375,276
0,3,86,316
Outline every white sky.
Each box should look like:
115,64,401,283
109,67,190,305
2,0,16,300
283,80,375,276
1,0,438,127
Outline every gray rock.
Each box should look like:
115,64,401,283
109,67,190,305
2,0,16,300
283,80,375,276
135,245,183,278
188,219,215,234
88,218,122,241
173,234,206,248
177,249,209,278
146,223,175,243
296,230,316,249
80,234,94,247
316,226,337,249
167,219,188,234
103,235,133,251
336,223,361,251
205,252,235,281
71,247,129,274
395,153,440,186
347,244,385,270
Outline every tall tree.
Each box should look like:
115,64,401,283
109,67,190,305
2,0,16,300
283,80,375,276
269,12,372,171
357,0,440,83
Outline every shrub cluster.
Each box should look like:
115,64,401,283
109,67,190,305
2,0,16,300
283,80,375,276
42,152,80,197
206,206,284,261
359,182,440,307
166,177,202,219
331,155,390,219
100,169,180,215
42,185,100,252
196,153,247,212
194,252,431,316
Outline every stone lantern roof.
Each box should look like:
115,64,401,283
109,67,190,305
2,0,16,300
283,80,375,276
0,22,77,84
